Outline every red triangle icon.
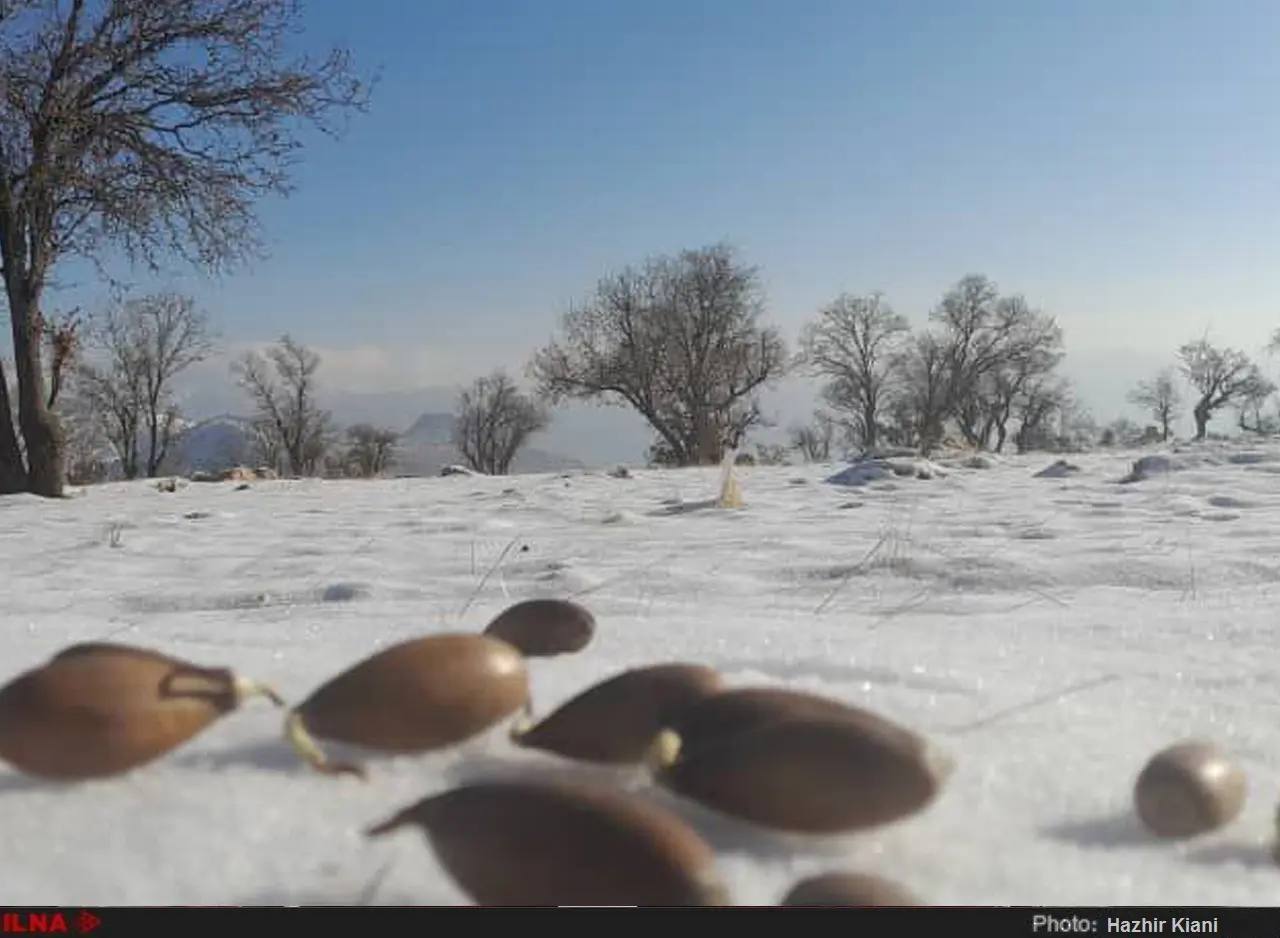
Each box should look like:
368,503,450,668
76,911,101,934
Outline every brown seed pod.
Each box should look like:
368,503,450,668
286,633,530,778
649,714,952,834
0,642,283,780
481,598,596,658
1133,740,1247,838
366,778,729,906
664,686,893,756
780,871,920,906
509,663,725,764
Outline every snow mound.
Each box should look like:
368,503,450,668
1034,460,1081,479
1117,454,1180,483
825,457,947,487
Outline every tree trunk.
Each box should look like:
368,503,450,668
0,360,27,493
5,283,64,497
1193,405,1209,441
862,404,877,451
146,414,160,477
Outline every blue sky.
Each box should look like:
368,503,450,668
37,0,1280,429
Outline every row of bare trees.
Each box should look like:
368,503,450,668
1125,339,1277,445
530,251,1079,465
27,239,1280,489
13,302,554,483
530,243,1280,465
791,276,1069,458
226,335,405,479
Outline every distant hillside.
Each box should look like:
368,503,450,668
402,411,454,445
149,411,585,478
162,416,258,475
393,411,585,476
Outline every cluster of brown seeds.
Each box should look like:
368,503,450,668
0,596,1260,906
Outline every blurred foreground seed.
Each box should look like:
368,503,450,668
367,778,730,906
779,871,920,906
482,598,595,658
649,714,951,834
509,663,724,764
1133,740,1246,838
664,686,899,756
0,641,282,780
285,633,530,778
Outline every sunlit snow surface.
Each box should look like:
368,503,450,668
4,439,1280,906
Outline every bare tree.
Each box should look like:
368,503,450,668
530,244,788,467
1012,375,1075,453
1127,369,1183,442
51,367,110,483
77,294,214,478
788,410,837,462
1236,375,1279,435
924,276,1064,451
891,331,952,453
798,292,909,452
1177,339,1270,440
454,370,550,475
1099,417,1144,448
0,0,367,497
344,424,399,478
233,335,332,476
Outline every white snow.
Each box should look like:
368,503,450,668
4,439,1280,906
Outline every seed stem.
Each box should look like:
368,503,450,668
284,711,367,779
643,729,683,773
232,675,285,708
507,711,536,742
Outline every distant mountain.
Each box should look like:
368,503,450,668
392,411,585,476
162,415,258,474
150,411,586,478
172,370,829,469
402,411,455,445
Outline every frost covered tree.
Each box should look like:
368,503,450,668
1177,339,1270,440
1127,369,1183,442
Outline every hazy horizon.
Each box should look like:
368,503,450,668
9,0,1280,464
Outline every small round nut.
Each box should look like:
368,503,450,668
1133,740,1246,838
780,871,920,906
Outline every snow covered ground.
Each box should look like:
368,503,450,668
4,439,1280,906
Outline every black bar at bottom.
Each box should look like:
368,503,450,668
0,906,1270,935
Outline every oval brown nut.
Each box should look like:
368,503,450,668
366,777,729,906
286,633,530,778
0,642,282,780
482,598,595,658
1133,740,1247,838
651,714,952,834
666,686,896,756
780,871,920,906
509,663,724,764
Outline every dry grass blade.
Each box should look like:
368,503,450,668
813,530,891,615
457,535,522,621
949,673,1121,736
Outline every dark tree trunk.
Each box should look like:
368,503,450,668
1193,405,1209,441
862,404,877,451
5,283,64,497
0,360,26,493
